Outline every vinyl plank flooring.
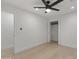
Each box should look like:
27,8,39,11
14,43,76,59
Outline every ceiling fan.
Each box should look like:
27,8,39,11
34,0,64,13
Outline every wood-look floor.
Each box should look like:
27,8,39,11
14,42,77,59
1,42,77,59
1,48,14,59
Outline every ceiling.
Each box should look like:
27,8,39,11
2,0,77,19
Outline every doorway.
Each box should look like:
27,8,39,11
50,21,58,43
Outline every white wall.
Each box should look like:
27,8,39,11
2,4,48,53
49,12,77,48
59,12,77,48
1,11,14,49
14,12,48,53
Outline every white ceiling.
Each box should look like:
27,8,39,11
2,0,77,19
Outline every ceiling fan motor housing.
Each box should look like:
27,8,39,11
46,1,50,4
34,0,63,13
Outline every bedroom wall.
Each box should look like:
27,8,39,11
2,4,48,53
49,12,77,48
59,12,77,48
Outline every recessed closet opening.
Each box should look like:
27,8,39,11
50,21,58,44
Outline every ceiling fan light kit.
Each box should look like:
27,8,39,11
45,9,51,13
34,0,64,13
35,8,39,11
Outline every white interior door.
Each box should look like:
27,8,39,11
1,11,14,59
1,11,14,50
51,24,58,42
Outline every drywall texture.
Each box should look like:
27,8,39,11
59,12,77,48
14,12,48,53
2,4,48,53
1,11,14,49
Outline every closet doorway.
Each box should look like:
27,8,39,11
50,21,58,43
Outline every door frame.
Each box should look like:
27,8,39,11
48,20,59,44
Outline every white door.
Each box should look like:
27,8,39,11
1,11,14,49
51,24,58,42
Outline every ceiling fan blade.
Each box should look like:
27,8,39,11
34,7,46,8
50,0,63,7
50,8,60,11
41,0,47,6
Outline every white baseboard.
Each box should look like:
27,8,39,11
14,40,47,53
